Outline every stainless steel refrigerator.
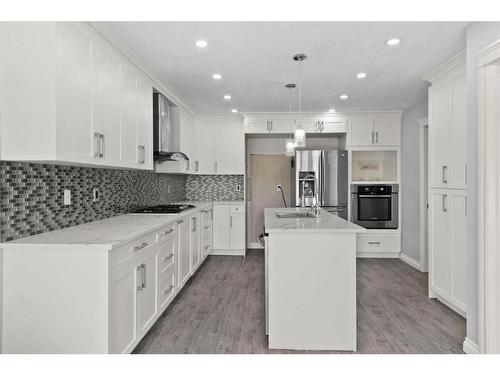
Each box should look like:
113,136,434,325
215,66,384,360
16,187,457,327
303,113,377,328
291,150,348,220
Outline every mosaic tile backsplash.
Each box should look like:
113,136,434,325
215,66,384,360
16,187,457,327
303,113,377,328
0,161,186,242
186,175,244,201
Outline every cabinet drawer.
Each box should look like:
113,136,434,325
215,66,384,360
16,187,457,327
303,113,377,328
229,204,245,214
158,235,176,272
157,224,176,244
356,234,400,253
158,262,176,310
111,232,157,267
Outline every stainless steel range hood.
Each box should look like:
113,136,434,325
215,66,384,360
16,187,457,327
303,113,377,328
153,93,189,162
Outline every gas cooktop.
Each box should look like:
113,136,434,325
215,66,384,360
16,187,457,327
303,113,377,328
132,204,195,214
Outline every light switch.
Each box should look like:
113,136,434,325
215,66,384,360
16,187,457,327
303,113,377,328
64,189,71,206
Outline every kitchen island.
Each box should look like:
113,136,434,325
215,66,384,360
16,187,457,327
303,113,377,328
264,207,365,351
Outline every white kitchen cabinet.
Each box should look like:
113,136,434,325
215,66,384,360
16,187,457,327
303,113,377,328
245,118,291,133
201,208,213,259
191,214,201,272
244,115,346,134
178,218,191,288
212,204,245,256
426,64,466,189
428,189,467,315
0,22,154,170
355,233,401,258
213,122,245,174
194,120,215,174
347,117,401,147
136,247,158,337
136,78,154,169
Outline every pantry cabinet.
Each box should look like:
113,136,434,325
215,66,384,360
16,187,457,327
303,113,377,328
0,21,153,170
428,190,467,315
212,204,246,256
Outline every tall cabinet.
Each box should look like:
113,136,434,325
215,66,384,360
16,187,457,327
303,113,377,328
424,52,467,316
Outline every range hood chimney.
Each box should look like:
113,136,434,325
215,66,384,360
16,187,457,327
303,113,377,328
153,93,189,162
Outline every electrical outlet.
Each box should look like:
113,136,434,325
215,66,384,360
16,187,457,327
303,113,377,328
63,189,71,206
236,184,241,192
276,184,282,192
93,188,99,202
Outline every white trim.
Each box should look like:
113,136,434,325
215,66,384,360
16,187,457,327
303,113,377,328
422,50,466,83
399,253,423,272
476,38,500,68
419,121,429,273
247,242,264,250
210,249,246,256
463,337,480,354
356,252,400,259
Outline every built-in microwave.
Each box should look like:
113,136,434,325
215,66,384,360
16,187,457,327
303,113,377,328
350,184,399,229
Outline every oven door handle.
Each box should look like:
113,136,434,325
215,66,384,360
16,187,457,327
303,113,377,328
358,195,393,198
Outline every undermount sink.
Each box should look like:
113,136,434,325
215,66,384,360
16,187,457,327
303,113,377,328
275,211,317,219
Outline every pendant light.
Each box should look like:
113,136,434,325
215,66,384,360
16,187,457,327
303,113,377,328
293,53,307,148
285,83,296,157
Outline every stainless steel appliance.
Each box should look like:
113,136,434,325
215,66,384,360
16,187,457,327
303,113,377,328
292,150,348,220
132,204,195,214
351,184,398,229
153,93,189,162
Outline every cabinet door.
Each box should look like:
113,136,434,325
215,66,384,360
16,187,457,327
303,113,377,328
191,215,201,271
449,74,467,188
56,23,95,163
373,118,401,146
137,78,153,170
301,120,320,133
110,262,137,354
429,191,452,298
321,119,346,133
195,120,214,174
180,111,197,174
213,123,244,174
428,84,451,188
229,213,245,250
450,193,467,311
246,119,271,133
213,205,230,249
94,43,122,164
348,119,374,146
136,248,158,337
120,64,139,166
178,220,191,287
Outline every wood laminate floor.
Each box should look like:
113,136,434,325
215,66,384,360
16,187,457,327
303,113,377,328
134,250,465,354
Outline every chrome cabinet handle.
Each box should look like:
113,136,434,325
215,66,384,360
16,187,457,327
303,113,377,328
375,131,378,143
137,264,144,291
142,264,147,289
214,161,218,173
163,253,174,261
368,241,381,245
185,160,190,171
230,216,233,227
138,145,145,164
442,165,448,184
204,225,210,229
163,285,174,295
204,245,210,250
162,228,174,236
177,220,184,224
99,134,105,158
195,161,199,172
442,194,448,212
191,217,196,232
267,121,273,132
133,242,148,251
371,131,374,144
94,133,101,158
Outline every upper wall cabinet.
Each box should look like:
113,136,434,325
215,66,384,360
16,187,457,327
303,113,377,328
424,55,466,190
213,120,245,174
243,114,346,134
0,22,153,170
347,116,401,147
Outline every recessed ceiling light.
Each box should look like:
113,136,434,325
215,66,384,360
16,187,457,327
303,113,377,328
224,95,231,100
231,109,238,113
212,73,222,80
386,38,401,46
340,94,349,100
356,72,367,79
195,40,208,48
329,108,336,113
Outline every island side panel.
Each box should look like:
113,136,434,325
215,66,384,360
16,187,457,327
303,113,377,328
268,232,356,351
2,246,109,353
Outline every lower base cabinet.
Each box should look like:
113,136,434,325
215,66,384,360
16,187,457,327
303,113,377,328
1,204,213,354
355,232,401,258
212,203,246,256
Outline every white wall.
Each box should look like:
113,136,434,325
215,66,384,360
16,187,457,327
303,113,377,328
401,97,428,262
465,21,500,346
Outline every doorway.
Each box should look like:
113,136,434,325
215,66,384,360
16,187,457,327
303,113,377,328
249,154,291,248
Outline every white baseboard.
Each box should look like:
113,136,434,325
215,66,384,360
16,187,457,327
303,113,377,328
463,337,480,354
356,252,400,258
210,249,246,256
399,253,423,272
247,241,264,249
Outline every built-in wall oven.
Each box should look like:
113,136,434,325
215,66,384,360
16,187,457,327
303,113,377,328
351,184,398,229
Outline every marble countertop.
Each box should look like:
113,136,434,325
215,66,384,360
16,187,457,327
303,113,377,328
264,207,366,234
1,201,243,250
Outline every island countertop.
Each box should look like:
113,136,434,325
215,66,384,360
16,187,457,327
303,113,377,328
264,207,366,234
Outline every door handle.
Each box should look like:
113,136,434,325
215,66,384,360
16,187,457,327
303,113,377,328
142,264,147,289
99,134,105,158
442,165,448,184
442,194,448,212
94,133,101,158
133,242,149,251
136,264,144,291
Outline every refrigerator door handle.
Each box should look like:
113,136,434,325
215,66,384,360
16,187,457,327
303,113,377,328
320,151,325,207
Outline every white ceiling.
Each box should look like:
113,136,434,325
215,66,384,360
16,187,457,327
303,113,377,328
93,21,468,115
